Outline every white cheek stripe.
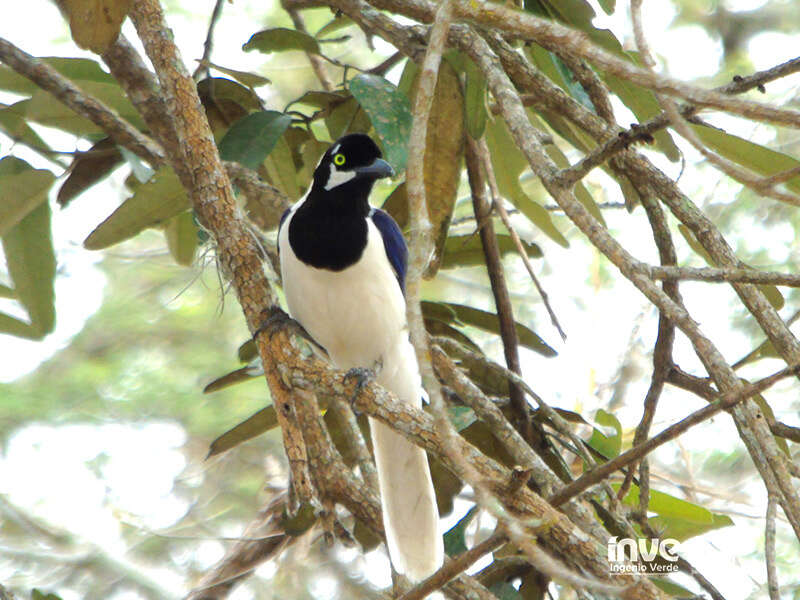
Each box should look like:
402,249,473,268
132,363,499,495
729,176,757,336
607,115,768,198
325,166,357,190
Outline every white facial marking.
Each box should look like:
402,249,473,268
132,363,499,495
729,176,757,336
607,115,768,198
324,164,357,190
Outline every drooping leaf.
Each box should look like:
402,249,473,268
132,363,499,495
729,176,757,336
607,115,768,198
425,319,482,354
0,157,56,237
323,96,372,140
614,483,713,524
485,116,568,247
691,123,800,195
587,408,622,458
200,61,271,88
405,62,465,278
262,134,300,200
649,512,734,543
203,364,263,394
0,102,51,151
164,211,199,267
1,201,56,339
207,405,278,458
58,137,122,207
462,55,488,139
0,57,113,95
84,167,189,250
441,233,542,269
55,0,133,53
601,67,680,161
243,28,321,55
349,74,413,172
422,301,557,357
218,111,292,170
443,505,479,556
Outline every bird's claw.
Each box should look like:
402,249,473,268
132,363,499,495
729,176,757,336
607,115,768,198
343,367,376,413
253,308,315,346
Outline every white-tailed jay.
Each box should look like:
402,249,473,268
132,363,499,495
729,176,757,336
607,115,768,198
278,133,444,581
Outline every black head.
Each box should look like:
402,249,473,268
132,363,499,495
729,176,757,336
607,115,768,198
312,133,395,193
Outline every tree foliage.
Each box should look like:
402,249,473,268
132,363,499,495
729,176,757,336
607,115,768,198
1,0,800,599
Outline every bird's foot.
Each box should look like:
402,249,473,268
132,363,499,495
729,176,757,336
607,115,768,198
343,366,376,414
253,307,316,347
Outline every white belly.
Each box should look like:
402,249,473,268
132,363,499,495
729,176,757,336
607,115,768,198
278,215,408,369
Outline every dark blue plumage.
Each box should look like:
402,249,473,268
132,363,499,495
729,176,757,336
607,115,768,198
370,208,408,294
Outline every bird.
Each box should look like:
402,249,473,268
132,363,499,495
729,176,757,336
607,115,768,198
277,133,444,581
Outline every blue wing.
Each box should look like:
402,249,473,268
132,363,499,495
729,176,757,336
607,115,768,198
370,208,408,295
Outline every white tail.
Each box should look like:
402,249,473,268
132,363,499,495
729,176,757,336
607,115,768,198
371,339,443,581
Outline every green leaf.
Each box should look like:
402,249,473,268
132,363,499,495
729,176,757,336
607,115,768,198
691,123,800,195
196,77,263,113
490,582,521,600
0,57,113,95
425,319,483,354
443,505,479,556
263,134,300,200
597,0,615,14
587,408,621,458
0,102,51,151
243,28,321,55
462,55,487,139
449,406,477,431
21,81,144,135
218,111,292,170
207,405,278,458
31,590,63,600
349,74,413,172
201,61,271,88
651,578,696,597
84,167,189,250
601,68,680,161
485,116,568,247
613,483,714,524
164,211,199,267
0,157,56,236
2,201,56,339
0,283,14,299
649,511,734,542
441,233,542,269
404,62,465,277
421,301,557,357
316,15,354,38
0,312,43,339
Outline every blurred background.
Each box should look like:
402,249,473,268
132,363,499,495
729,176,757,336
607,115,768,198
1,0,800,598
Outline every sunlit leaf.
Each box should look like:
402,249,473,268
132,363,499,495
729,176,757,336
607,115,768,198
0,57,113,95
0,102,51,151
2,201,56,339
244,28,321,55
422,301,557,357
691,123,800,195
164,211,199,267
84,167,189,250
207,405,278,458
349,74,412,172
614,483,713,524
485,116,568,247
218,111,292,170
587,408,621,458
55,0,132,53
0,156,56,236
200,61,271,88
441,233,543,269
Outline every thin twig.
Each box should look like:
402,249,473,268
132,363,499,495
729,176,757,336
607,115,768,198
0,37,165,166
475,137,567,340
549,363,800,507
193,0,226,79
398,533,508,600
766,493,780,600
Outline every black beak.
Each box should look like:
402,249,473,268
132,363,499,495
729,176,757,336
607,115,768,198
354,158,395,180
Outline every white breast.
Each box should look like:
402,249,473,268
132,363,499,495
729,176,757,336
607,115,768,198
278,211,408,370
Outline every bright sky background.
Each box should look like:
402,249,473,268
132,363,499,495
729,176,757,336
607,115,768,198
1,0,799,598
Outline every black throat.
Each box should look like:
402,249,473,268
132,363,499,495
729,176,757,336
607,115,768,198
288,181,372,271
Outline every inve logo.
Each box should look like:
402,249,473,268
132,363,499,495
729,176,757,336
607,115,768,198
607,537,680,574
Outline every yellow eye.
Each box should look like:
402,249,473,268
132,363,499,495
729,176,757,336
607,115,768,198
333,153,346,166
